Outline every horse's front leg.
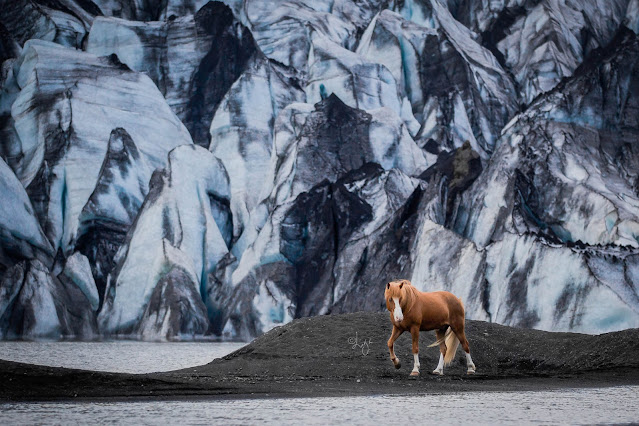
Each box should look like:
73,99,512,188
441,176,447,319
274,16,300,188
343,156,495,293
387,325,403,369
410,326,420,376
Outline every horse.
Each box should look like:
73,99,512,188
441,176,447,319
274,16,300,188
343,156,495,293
384,279,476,376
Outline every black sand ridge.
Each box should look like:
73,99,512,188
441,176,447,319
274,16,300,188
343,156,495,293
2,312,639,401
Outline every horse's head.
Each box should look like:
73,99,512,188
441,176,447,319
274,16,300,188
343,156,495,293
385,279,411,322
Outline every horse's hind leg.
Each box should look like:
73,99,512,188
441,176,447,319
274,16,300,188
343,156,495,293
387,325,402,369
410,326,420,376
432,328,447,375
455,325,476,374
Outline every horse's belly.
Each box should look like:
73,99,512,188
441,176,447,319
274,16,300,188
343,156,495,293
419,315,449,331
419,321,443,331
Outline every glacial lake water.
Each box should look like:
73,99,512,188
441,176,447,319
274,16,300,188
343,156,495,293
1,386,639,425
0,342,638,424
0,341,246,373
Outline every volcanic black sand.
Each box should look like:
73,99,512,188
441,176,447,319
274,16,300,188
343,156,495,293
2,312,639,401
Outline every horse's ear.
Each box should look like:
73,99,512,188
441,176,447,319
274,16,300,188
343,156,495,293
386,283,390,289
399,282,404,289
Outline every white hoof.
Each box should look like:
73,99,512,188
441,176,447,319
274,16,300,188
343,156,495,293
410,369,420,376
432,369,444,376
467,364,476,374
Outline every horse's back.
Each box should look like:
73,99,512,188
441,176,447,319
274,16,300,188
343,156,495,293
421,290,462,307
417,290,465,329
434,290,463,307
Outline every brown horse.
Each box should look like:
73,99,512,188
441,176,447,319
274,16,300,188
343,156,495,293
384,279,476,376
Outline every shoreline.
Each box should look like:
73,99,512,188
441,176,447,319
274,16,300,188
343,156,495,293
2,361,639,403
2,312,639,402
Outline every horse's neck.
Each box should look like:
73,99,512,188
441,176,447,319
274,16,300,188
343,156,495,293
402,286,416,312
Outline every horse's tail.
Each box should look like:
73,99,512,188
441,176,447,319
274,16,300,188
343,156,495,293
443,330,460,366
427,327,451,348
427,295,464,360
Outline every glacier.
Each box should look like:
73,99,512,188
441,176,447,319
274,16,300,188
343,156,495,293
92,0,212,21
411,28,639,332
99,145,231,339
5,40,192,258
0,155,52,268
0,0,97,50
1,0,639,340
87,1,258,147
0,259,98,339
357,8,517,157
450,0,632,103
209,54,305,248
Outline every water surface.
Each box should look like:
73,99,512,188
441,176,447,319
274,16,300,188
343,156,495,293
0,341,246,373
1,386,638,425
